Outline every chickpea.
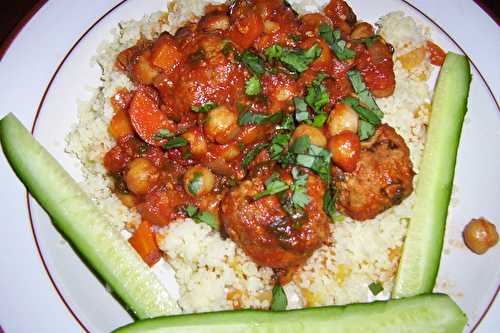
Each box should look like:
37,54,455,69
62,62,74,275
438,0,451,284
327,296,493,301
182,128,208,156
184,165,215,197
291,124,327,147
199,13,230,32
463,218,498,254
219,143,241,160
115,193,138,208
204,106,240,144
130,50,160,85
351,22,374,40
124,158,160,195
327,103,359,137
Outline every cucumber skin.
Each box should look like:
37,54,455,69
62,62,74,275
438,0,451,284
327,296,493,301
113,293,466,333
0,114,179,318
393,53,471,298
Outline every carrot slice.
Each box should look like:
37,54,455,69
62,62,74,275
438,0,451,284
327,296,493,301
150,35,182,72
128,90,174,145
227,11,264,49
128,220,162,267
426,41,446,66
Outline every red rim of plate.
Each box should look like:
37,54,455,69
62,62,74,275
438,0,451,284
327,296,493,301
3,0,496,332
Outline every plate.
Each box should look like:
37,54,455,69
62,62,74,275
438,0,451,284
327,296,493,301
0,0,498,332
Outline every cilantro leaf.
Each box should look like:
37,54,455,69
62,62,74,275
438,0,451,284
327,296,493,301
265,44,283,61
245,75,262,96
162,137,188,150
305,77,329,113
183,205,219,230
347,70,383,118
290,167,310,209
153,128,173,141
270,284,288,311
265,44,322,73
277,114,295,131
238,110,283,126
192,101,217,113
254,174,290,200
184,204,198,217
294,97,310,122
323,185,337,221
240,51,265,76
311,112,328,127
242,143,269,168
368,282,384,296
358,119,376,140
289,135,311,154
319,24,356,61
196,211,220,230
269,133,291,160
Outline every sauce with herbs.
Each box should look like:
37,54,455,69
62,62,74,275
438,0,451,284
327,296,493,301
104,0,415,273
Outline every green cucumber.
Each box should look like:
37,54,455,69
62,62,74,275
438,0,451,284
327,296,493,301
393,53,471,298
0,113,179,318
112,293,466,333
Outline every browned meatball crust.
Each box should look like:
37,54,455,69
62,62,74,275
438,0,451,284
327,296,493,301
221,163,330,269
335,124,414,221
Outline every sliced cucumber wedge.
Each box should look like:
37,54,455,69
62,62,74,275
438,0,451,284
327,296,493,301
0,113,179,318
393,53,471,298
112,293,466,333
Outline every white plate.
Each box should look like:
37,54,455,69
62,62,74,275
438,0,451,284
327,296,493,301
0,0,498,332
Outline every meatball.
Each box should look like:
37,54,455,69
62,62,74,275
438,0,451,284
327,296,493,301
334,124,414,221
221,163,330,269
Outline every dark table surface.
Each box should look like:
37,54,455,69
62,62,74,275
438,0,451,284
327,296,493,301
0,0,498,49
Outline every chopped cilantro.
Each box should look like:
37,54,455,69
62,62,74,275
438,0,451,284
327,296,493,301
184,204,220,230
341,96,381,126
254,173,290,200
319,24,356,61
240,50,265,76
238,110,283,126
270,284,288,311
305,76,330,113
358,119,377,140
153,128,173,141
323,185,337,221
187,172,203,195
162,136,189,150
290,167,310,209
265,43,322,73
294,97,310,122
311,112,328,127
347,69,383,118
269,133,291,160
368,282,384,296
242,143,269,168
245,75,262,96
184,204,198,217
196,211,219,230
277,114,295,131
265,44,283,61
296,144,331,182
192,101,217,113
289,135,311,154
